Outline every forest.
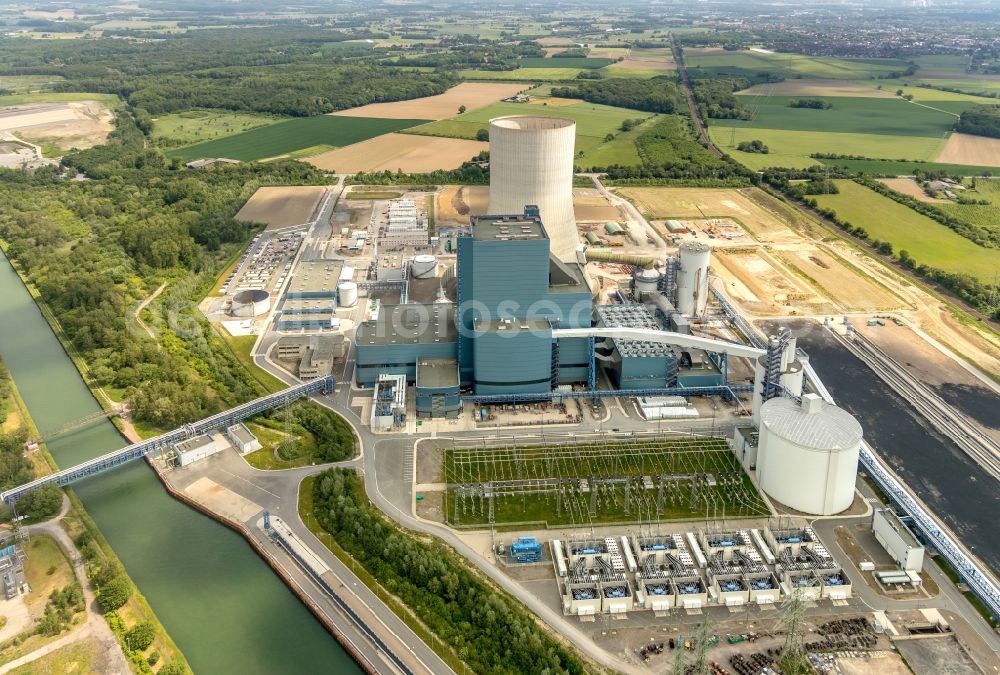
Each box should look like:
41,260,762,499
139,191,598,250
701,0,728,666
311,469,584,675
957,105,1000,138
0,28,454,117
690,78,754,120
550,77,684,113
0,113,335,431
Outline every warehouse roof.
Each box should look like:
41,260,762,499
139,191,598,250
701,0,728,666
760,394,862,451
356,303,455,346
287,260,344,297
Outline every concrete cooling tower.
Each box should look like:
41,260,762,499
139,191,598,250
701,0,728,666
488,116,577,261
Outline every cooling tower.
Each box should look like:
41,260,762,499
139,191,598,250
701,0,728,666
488,116,577,261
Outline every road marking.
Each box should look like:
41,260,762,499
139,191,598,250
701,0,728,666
218,468,281,499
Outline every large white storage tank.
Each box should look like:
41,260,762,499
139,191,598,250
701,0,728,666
488,116,577,261
756,394,862,515
337,282,358,307
230,289,271,317
410,254,438,279
676,241,711,316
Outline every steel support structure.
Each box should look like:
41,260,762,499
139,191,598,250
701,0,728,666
1,376,334,505
587,336,597,403
710,287,765,349
462,384,751,405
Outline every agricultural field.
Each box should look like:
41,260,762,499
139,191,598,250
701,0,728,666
728,95,960,136
166,115,428,162
152,109,285,146
306,133,486,172
235,186,326,229
684,49,910,80
443,437,769,528
459,67,589,81
736,80,895,98
331,82,529,121
404,99,653,162
604,46,675,77
815,157,999,177
814,180,1000,280
935,132,1000,168
518,56,613,69
711,127,948,170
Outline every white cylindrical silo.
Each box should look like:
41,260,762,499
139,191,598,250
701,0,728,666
337,282,358,307
632,267,662,296
756,394,862,515
676,241,711,317
410,254,438,279
230,289,271,317
488,116,577,261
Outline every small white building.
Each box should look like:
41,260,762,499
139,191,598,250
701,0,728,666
227,423,261,455
174,435,222,467
873,508,925,572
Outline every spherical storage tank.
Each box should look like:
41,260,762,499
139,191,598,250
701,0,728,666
337,282,358,307
230,289,270,317
410,254,437,279
488,116,577,261
676,241,711,317
756,394,862,516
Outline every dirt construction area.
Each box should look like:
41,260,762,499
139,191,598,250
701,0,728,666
330,82,530,120
235,186,325,229
616,187,802,244
877,178,949,203
436,185,490,224
573,189,622,221
307,133,486,173
935,132,1000,167
0,100,114,151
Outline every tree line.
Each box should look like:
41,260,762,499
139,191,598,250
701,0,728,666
311,469,584,675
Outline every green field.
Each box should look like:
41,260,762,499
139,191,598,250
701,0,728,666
816,157,999,177
730,95,959,136
710,94,965,169
405,99,653,162
685,50,910,80
459,67,586,81
576,115,659,168
711,127,948,170
814,180,1000,280
518,56,613,69
166,115,428,162
152,109,285,146
0,92,123,108
909,78,1000,99
444,437,769,528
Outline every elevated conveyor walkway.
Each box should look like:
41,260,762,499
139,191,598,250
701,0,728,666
2,376,334,505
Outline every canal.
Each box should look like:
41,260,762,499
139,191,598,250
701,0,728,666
0,252,359,674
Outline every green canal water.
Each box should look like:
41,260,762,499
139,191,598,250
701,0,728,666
0,252,359,674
